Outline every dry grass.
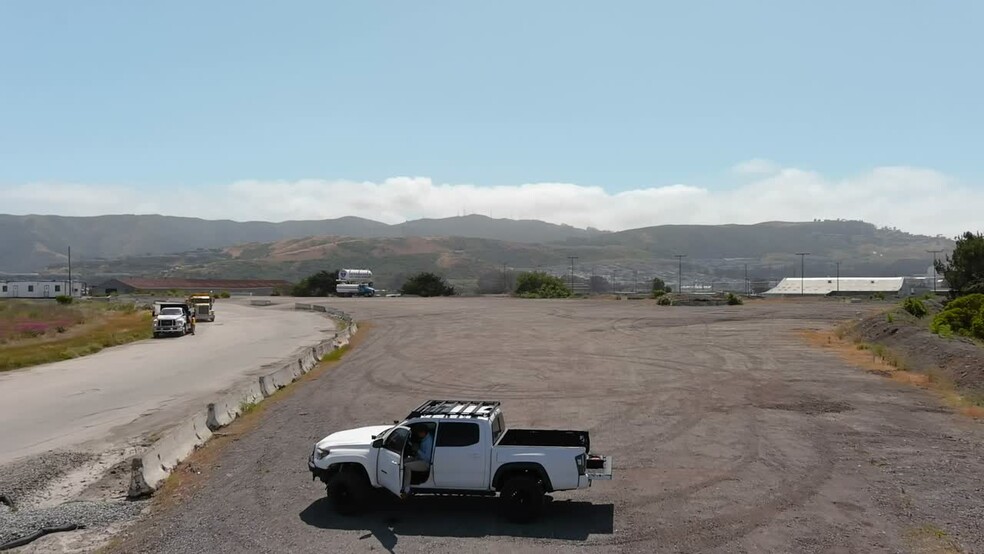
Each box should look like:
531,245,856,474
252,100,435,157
796,329,983,419
0,301,152,371
905,523,964,554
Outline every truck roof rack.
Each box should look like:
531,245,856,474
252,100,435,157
406,400,501,420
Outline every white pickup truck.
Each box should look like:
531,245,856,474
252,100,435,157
308,400,612,522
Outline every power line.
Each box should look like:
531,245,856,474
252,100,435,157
674,254,686,294
795,252,810,295
567,256,578,293
927,249,944,294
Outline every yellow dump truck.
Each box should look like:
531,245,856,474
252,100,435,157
188,293,216,322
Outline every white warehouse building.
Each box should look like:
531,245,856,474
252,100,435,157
764,277,905,296
0,280,87,299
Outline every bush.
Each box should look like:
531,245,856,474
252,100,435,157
726,293,743,306
930,293,984,340
871,292,886,300
292,270,339,297
886,312,894,323
219,291,231,299
651,277,671,296
902,297,928,318
514,272,571,299
54,295,73,305
400,272,457,297
656,296,672,306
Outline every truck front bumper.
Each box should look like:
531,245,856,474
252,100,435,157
308,453,329,483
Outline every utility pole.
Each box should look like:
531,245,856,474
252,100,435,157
633,270,638,293
835,261,841,294
68,246,72,298
502,262,508,293
796,252,810,295
568,256,578,293
927,249,944,293
744,263,748,295
674,254,686,294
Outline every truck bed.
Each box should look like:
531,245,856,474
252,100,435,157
497,429,590,452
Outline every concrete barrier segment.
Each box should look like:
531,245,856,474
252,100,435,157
128,411,213,497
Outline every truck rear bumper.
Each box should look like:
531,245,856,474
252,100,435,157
583,455,613,484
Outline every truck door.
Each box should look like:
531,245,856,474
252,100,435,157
432,421,488,489
375,426,410,496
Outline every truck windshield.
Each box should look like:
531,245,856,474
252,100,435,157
160,308,183,316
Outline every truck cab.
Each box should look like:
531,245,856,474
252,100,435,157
188,294,215,322
152,302,193,338
308,400,612,522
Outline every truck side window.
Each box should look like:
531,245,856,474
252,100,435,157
491,413,505,444
382,428,410,454
435,422,480,447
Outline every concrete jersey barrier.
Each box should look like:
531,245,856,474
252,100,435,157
128,308,356,498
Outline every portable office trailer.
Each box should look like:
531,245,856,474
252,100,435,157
0,280,86,298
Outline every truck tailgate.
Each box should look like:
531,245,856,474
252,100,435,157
586,456,613,480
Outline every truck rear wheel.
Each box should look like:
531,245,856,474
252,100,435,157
500,474,544,523
328,468,369,515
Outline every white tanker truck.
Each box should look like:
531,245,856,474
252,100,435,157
336,269,376,297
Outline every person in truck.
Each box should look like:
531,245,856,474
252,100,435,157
402,425,433,498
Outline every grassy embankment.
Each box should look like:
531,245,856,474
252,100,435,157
0,299,151,371
804,295,984,418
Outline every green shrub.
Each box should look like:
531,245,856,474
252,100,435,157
54,295,73,305
656,296,672,306
886,312,894,323
401,272,457,297
871,291,886,300
902,297,927,318
930,293,984,340
219,291,231,299
514,272,571,299
726,293,743,306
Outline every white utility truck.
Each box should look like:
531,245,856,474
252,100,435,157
152,302,193,338
308,400,612,522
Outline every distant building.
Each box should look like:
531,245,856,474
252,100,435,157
91,278,291,296
763,277,905,297
0,280,86,298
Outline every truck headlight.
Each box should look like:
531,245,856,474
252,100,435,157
575,453,586,475
314,446,330,460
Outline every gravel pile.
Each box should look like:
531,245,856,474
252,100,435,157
0,452,95,506
0,500,143,547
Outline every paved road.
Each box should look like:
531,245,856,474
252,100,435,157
0,300,334,465
112,298,984,553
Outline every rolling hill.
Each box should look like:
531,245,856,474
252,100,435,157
32,218,955,294
0,213,602,272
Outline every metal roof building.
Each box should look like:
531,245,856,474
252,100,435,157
764,277,905,296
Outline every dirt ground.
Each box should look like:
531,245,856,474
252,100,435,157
104,297,984,554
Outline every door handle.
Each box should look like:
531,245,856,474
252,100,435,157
380,469,388,474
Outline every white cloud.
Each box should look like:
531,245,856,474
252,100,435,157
1,165,979,237
731,158,781,175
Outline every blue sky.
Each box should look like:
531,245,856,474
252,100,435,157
1,2,981,233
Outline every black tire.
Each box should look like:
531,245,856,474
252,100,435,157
328,468,370,515
500,474,544,523
153,332,160,339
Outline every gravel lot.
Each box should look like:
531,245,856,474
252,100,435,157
108,297,984,553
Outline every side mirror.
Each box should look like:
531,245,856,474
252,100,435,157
371,438,384,448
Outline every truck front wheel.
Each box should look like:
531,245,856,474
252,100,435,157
500,474,544,523
328,468,369,515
